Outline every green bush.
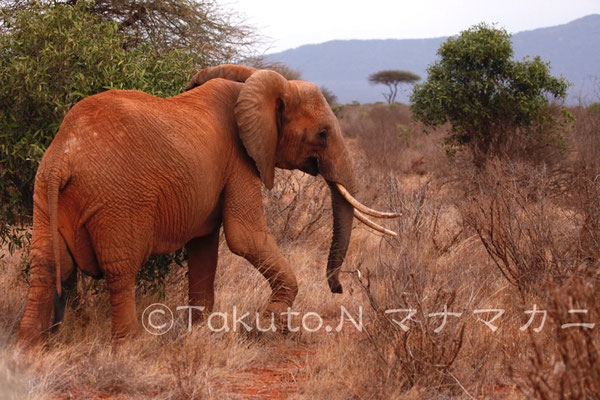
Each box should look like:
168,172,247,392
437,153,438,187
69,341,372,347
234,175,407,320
410,23,570,166
0,1,202,292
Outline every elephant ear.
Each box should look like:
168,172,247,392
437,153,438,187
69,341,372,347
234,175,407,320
234,69,291,189
185,64,257,90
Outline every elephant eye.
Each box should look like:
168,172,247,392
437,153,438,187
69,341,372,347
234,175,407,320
319,130,328,140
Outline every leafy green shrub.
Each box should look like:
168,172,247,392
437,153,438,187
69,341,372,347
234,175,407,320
410,24,570,166
0,1,196,222
0,1,204,291
136,249,186,296
331,104,345,116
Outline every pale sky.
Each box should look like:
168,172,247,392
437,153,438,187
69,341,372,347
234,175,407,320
230,0,600,53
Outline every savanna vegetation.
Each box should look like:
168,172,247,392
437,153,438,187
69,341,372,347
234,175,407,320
0,4,598,400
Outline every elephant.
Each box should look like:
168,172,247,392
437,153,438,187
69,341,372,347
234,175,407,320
18,64,399,344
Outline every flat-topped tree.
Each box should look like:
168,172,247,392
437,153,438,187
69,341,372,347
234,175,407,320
369,70,421,104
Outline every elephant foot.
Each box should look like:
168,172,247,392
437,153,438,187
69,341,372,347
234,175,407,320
112,330,142,353
19,285,55,347
111,319,140,342
17,327,46,349
262,301,292,334
265,301,290,315
188,304,213,325
112,328,140,344
328,275,343,294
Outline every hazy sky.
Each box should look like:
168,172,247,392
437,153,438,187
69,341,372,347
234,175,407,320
231,0,600,53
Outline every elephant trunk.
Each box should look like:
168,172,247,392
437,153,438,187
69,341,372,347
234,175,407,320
325,181,355,293
319,127,359,295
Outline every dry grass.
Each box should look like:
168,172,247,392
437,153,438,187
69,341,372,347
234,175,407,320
515,273,600,399
1,104,599,399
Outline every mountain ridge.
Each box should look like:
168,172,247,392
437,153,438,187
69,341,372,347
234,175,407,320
267,15,600,104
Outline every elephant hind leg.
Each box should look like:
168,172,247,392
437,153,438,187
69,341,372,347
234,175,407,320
93,248,141,340
19,231,74,345
105,270,138,340
186,229,220,323
51,268,78,331
89,213,155,341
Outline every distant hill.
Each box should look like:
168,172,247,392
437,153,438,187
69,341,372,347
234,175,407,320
267,15,600,105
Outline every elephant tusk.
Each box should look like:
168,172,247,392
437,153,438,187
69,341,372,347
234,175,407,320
354,209,398,237
335,183,402,219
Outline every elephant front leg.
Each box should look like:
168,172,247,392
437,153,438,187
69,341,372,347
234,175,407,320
223,211,298,316
185,229,219,323
225,227,298,316
222,170,298,324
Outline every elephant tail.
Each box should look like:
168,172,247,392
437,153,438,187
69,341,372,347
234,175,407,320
46,136,69,297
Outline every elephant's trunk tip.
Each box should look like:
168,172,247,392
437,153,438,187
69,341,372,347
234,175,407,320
328,275,343,294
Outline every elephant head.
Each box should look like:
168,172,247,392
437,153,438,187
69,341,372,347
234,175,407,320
187,65,400,293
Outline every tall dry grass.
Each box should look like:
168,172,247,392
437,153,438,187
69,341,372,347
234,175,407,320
1,103,599,399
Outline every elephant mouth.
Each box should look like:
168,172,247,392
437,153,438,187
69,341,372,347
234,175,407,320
301,157,320,176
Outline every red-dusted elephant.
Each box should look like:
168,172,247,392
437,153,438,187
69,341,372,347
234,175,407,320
19,65,399,344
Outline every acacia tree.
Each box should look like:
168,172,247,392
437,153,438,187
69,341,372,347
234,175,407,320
369,70,420,104
2,0,258,65
410,24,570,165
